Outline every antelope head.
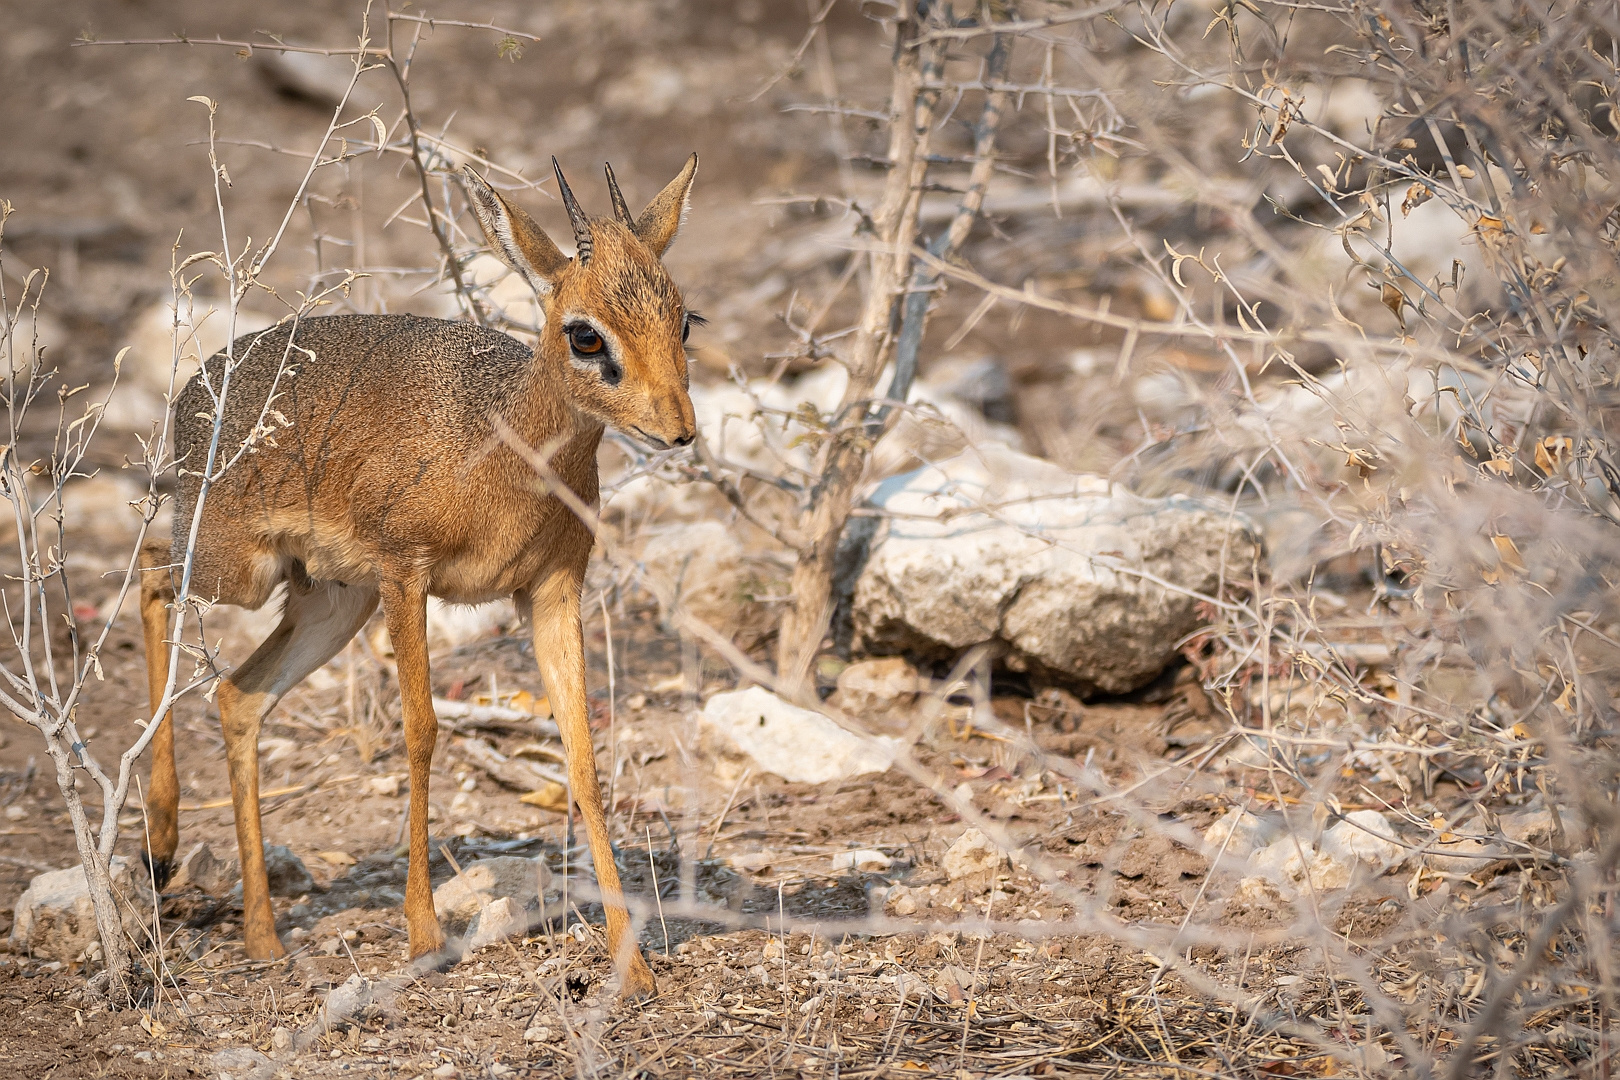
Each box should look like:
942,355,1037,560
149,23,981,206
464,155,700,449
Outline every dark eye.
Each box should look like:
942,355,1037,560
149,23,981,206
681,310,706,345
567,324,603,355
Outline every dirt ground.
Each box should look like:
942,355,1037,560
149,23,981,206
0,1,1594,1078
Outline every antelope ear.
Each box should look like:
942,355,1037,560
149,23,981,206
633,153,698,258
462,166,570,294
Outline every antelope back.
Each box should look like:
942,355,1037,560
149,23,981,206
464,156,700,450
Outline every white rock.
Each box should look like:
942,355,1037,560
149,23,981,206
701,686,903,784
1240,823,1388,896
942,829,1005,882
1500,807,1567,849
831,849,893,874
109,301,274,431
1424,835,1507,875
9,856,154,962
852,446,1260,693
831,657,922,718
639,521,762,635
466,896,528,951
425,597,515,654
432,856,554,934
1279,843,1353,892
1201,808,1279,859
1319,810,1403,868
885,886,919,916
365,774,402,798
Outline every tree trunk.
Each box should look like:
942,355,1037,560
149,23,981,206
776,12,1014,693
775,9,947,692
45,736,134,1001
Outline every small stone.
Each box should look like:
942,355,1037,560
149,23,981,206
466,896,528,951
831,657,922,721
262,845,314,897
831,849,892,874
942,829,1005,884
1201,808,1278,859
169,842,239,897
432,1064,460,1079
432,857,554,935
1319,810,1402,867
270,1027,293,1052
365,775,401,797
701,686,901,784
522,1025,553,1043
4,804,28,821
886,886,919,916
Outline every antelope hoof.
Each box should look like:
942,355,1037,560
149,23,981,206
141,852,174,891
617,953,658,1001
245,932,288,961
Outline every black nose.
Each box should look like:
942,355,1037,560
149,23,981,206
674,432,695,447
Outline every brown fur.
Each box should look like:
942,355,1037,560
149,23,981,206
140,158,699,999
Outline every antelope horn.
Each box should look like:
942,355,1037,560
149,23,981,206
552,156,592,263
603,162,634,227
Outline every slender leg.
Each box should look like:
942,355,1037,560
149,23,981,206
525,572,656,998
218,579,379,959
379,576,447,958
138,538,180,885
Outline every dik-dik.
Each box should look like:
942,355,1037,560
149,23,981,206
139,156,700,997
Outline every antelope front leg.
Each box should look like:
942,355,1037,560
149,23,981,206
381,578,448,958
524,576,656,999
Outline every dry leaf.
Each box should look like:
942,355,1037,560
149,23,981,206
1555,683,1576,713
1475,213,1505,235
1482,458,1514,477
1401,183,1433,216
317,850,356,867
520,781,570,813
1455,163,1476,179
1534,436,1572,474
1380,282,1407,328
1490,534,1527,572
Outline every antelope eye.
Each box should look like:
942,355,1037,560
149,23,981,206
567,324,603,355
681,310,706,345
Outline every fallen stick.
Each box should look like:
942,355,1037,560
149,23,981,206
452,735,568,791
433,696,560,738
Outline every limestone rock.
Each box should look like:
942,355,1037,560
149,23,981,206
831,657,922,724
852,447,1260,693
701,686,902,784
466,896,529,951
1201,808,1280,859
9,856,154,962
1319,810,1403,867
942,828,1005,893
168,841,238,896
831,849,893,873
432,856,555,935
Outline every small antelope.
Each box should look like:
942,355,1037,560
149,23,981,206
139,155,700,997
